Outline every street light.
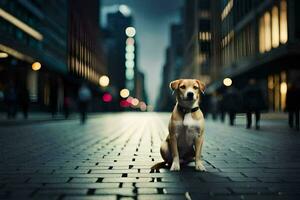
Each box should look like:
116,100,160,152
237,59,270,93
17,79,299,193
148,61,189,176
32,62,41,71
0,52,8,58
140,102,147,111
131,98,139,106
126,38,135,45
223,78,232,87
99,75,109,87
125,27,136,37
120,88,130,98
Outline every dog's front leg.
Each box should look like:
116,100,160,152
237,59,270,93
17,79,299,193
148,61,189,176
169,133,180,171
195,132,206,171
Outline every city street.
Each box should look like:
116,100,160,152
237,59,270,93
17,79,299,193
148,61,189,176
1,113,300,200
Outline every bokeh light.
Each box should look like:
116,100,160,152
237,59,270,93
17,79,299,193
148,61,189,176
102,93,112,102
0,52,8,58
32,62,41,71
223,78,232,87
120,88,130,98
131,98,139,106
126,45,135,52
280,82,287,94
99,75,109,87
139,102,147,111
125,27,136,37
126,38,135,45
120,99,130,107
119,5,131,17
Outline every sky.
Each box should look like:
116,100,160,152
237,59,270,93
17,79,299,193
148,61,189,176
101,0,183,106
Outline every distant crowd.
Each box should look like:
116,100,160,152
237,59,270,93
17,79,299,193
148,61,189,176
1,82,92,124
203,79,300,131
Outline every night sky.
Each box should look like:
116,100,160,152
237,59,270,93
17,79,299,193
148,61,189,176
101,0,183,106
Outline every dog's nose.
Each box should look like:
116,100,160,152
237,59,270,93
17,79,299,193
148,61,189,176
187,92,194,99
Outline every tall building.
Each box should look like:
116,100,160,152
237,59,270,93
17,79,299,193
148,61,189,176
170,24,184,80
0,0,68,112
181,0,212,84
134,70,148,105
104,7,141,110
0,0,107,113
157,47,173,111
209,0,300,112
157,23,185,111
68,0,107,111
106,11,132,94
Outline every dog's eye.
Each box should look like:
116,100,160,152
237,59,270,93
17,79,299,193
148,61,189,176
180,85,186,89
193,86,199,90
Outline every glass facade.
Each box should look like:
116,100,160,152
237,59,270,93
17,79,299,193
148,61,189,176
259,0,288,53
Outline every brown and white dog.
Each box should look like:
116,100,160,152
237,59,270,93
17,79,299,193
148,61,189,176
160,79,206,171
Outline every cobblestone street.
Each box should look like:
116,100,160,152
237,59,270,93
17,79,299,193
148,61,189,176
1,113,300,200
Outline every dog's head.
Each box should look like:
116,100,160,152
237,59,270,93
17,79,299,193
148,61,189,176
170,79,205,106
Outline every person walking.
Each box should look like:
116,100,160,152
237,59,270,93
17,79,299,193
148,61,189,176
242,79,266,130
19,87,30,119
210,92,219,120
4,83,17,119
218,94,226,123
286,82,300,131
78,83,91,124
224,86,240,126
63,95,71,119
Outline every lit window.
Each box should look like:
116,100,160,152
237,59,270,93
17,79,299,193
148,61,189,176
272,6,280,48
259,17,265,53
280,0,288,44
264,12,272,52
221,0,234,21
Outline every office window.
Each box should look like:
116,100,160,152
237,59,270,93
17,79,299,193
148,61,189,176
264,12,272,52
272,6,280,48
259,17,265,53
280,0,288,44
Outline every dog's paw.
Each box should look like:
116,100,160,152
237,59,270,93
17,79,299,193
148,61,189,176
195,161,206,171
170,161,180,171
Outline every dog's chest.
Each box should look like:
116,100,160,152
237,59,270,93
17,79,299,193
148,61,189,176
175,113,200,151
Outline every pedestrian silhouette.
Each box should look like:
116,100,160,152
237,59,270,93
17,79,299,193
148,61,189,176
4,82,17,119
19,87,30,119
242,79,266,130
218,94,225,123
50,86,58,118
63,91,71,119
210,92,218,120
286,81,300,131
224,86,240,126
78,83,91,124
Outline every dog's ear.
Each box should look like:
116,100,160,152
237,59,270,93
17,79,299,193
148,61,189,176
196,80,206,94
169,80,181,91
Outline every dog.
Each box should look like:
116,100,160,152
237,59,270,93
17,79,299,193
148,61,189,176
159,79,206,171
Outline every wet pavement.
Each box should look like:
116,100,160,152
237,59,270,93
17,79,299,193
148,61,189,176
0,113,300,200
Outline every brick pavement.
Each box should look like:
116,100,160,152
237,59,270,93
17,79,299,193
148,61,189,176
0,113,300,200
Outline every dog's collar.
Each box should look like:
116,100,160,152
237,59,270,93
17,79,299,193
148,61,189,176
177,105,199,115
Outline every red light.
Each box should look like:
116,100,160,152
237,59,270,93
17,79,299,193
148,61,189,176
126,96,133,103
102,93,112,102
120,99,130,107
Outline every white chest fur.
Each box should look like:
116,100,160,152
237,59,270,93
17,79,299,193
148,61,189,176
174,113,201,154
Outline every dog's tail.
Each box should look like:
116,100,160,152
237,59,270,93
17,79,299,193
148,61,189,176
151,162,167,170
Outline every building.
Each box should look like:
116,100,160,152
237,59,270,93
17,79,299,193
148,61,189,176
0,0,106,114
181,0,212,84
157,23,185,111
169,24,184,80
0,0,68,112
104,7,142,110
134,70,148,105
68,0,107,111
209,0,300,112
157,47,173,111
